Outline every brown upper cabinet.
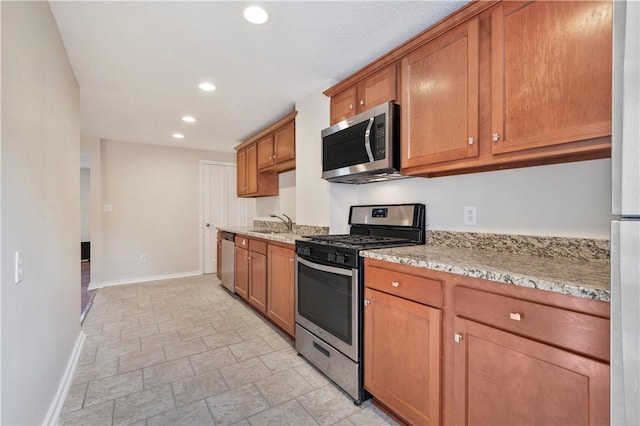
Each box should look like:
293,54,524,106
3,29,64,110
235,111,297,197
324,0,612,177
490,1,612,156
402,19,479,169
257,119,296,172
326,64,398,125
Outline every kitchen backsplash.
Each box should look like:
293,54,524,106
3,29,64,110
253,220,329,236
426,230,610,262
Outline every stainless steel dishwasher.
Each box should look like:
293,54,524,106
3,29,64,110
220,231,235,293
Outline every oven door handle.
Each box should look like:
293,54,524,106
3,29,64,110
296,256,355,277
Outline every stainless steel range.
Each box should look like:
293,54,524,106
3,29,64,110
295,203,425,404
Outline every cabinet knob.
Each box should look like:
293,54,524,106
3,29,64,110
289,258,294,263
492,133,500,142
509,312,522,321
454,333,463,343
360,100,365,106
468,137,475,146
364,299,371,306
391,281,400,288
349,104,354,110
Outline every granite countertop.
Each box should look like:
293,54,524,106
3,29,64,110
360,245,611,302
216,226,302,245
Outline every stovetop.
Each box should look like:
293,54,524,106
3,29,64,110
304,234,414,249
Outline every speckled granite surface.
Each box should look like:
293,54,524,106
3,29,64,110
427,231,610,262
361,245,611,302
252,220,329,236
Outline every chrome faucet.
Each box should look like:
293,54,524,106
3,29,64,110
270,213,293,232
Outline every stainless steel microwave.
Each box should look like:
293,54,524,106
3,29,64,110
321,102,405,184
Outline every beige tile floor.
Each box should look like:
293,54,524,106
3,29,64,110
59,275,397,426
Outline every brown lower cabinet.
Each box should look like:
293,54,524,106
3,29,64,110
363,258,610,426
248,240,268,314
267,245,295,336
234,236,249,300
233,235,295,337
452,317,609,426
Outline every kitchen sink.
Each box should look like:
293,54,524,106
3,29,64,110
252,229,286,234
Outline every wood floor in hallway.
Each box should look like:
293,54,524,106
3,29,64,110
59,274,397,425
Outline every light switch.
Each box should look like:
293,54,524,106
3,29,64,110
15,250,24,284
103,204,113,212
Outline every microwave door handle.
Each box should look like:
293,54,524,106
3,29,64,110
364,117,375,162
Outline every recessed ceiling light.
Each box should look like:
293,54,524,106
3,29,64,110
198,82,216,92
244,6,268,24
172,133,184,139
182,116,196,123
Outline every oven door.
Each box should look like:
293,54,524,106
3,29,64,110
295,256,359,361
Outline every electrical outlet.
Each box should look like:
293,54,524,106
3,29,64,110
103,204,113,212
140,254,147,263
464,206,477,226
15,250,24,284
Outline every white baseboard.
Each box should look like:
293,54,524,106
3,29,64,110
88,270,201,290
42,331,85,426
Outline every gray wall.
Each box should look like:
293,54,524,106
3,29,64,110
1,2,81,423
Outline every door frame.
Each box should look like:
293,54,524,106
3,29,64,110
199,160,236,275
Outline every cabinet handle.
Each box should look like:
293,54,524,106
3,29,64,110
391,281,400,288
492,133,500,142
468,137,475,146
360,100,365,106
509,312,522,321
454,333,463,343
364,299,371,306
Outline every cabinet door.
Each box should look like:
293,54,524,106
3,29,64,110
491,1,612,155
402,19,479,169
249,251,267,314
452,317,609,426
267,245,295,336
236,148,247,196
245,143,258,194
234,246,249,300
330,86,357,125
364,288,441,425
257,135,275,170
274,121,295,164
358,64,397,111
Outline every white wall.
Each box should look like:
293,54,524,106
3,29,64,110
295,84,331,226
254,170,296,221
1,2,81,424
97,139,235,285
292,80,611,239
80,168,91,241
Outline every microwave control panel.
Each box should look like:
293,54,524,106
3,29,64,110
374,122,385,160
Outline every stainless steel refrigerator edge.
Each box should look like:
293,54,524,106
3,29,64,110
611,2,640,424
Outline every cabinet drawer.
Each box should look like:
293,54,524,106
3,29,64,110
365,264,442,308
249,239,267,255
454,286,609,361
235,235,248,248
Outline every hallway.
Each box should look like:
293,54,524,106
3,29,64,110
59,275,396,425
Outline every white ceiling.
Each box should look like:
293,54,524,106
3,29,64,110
50,1,468,154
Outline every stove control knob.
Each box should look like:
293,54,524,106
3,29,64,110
298,247,311,256
328,253,337,262
335,253,345,264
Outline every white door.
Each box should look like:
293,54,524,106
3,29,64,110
202,162,249,274
203,164,226,274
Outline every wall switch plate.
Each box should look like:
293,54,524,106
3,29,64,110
140,254,147,263
103,204,113,212
15,250,24,284
464,206,477,226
